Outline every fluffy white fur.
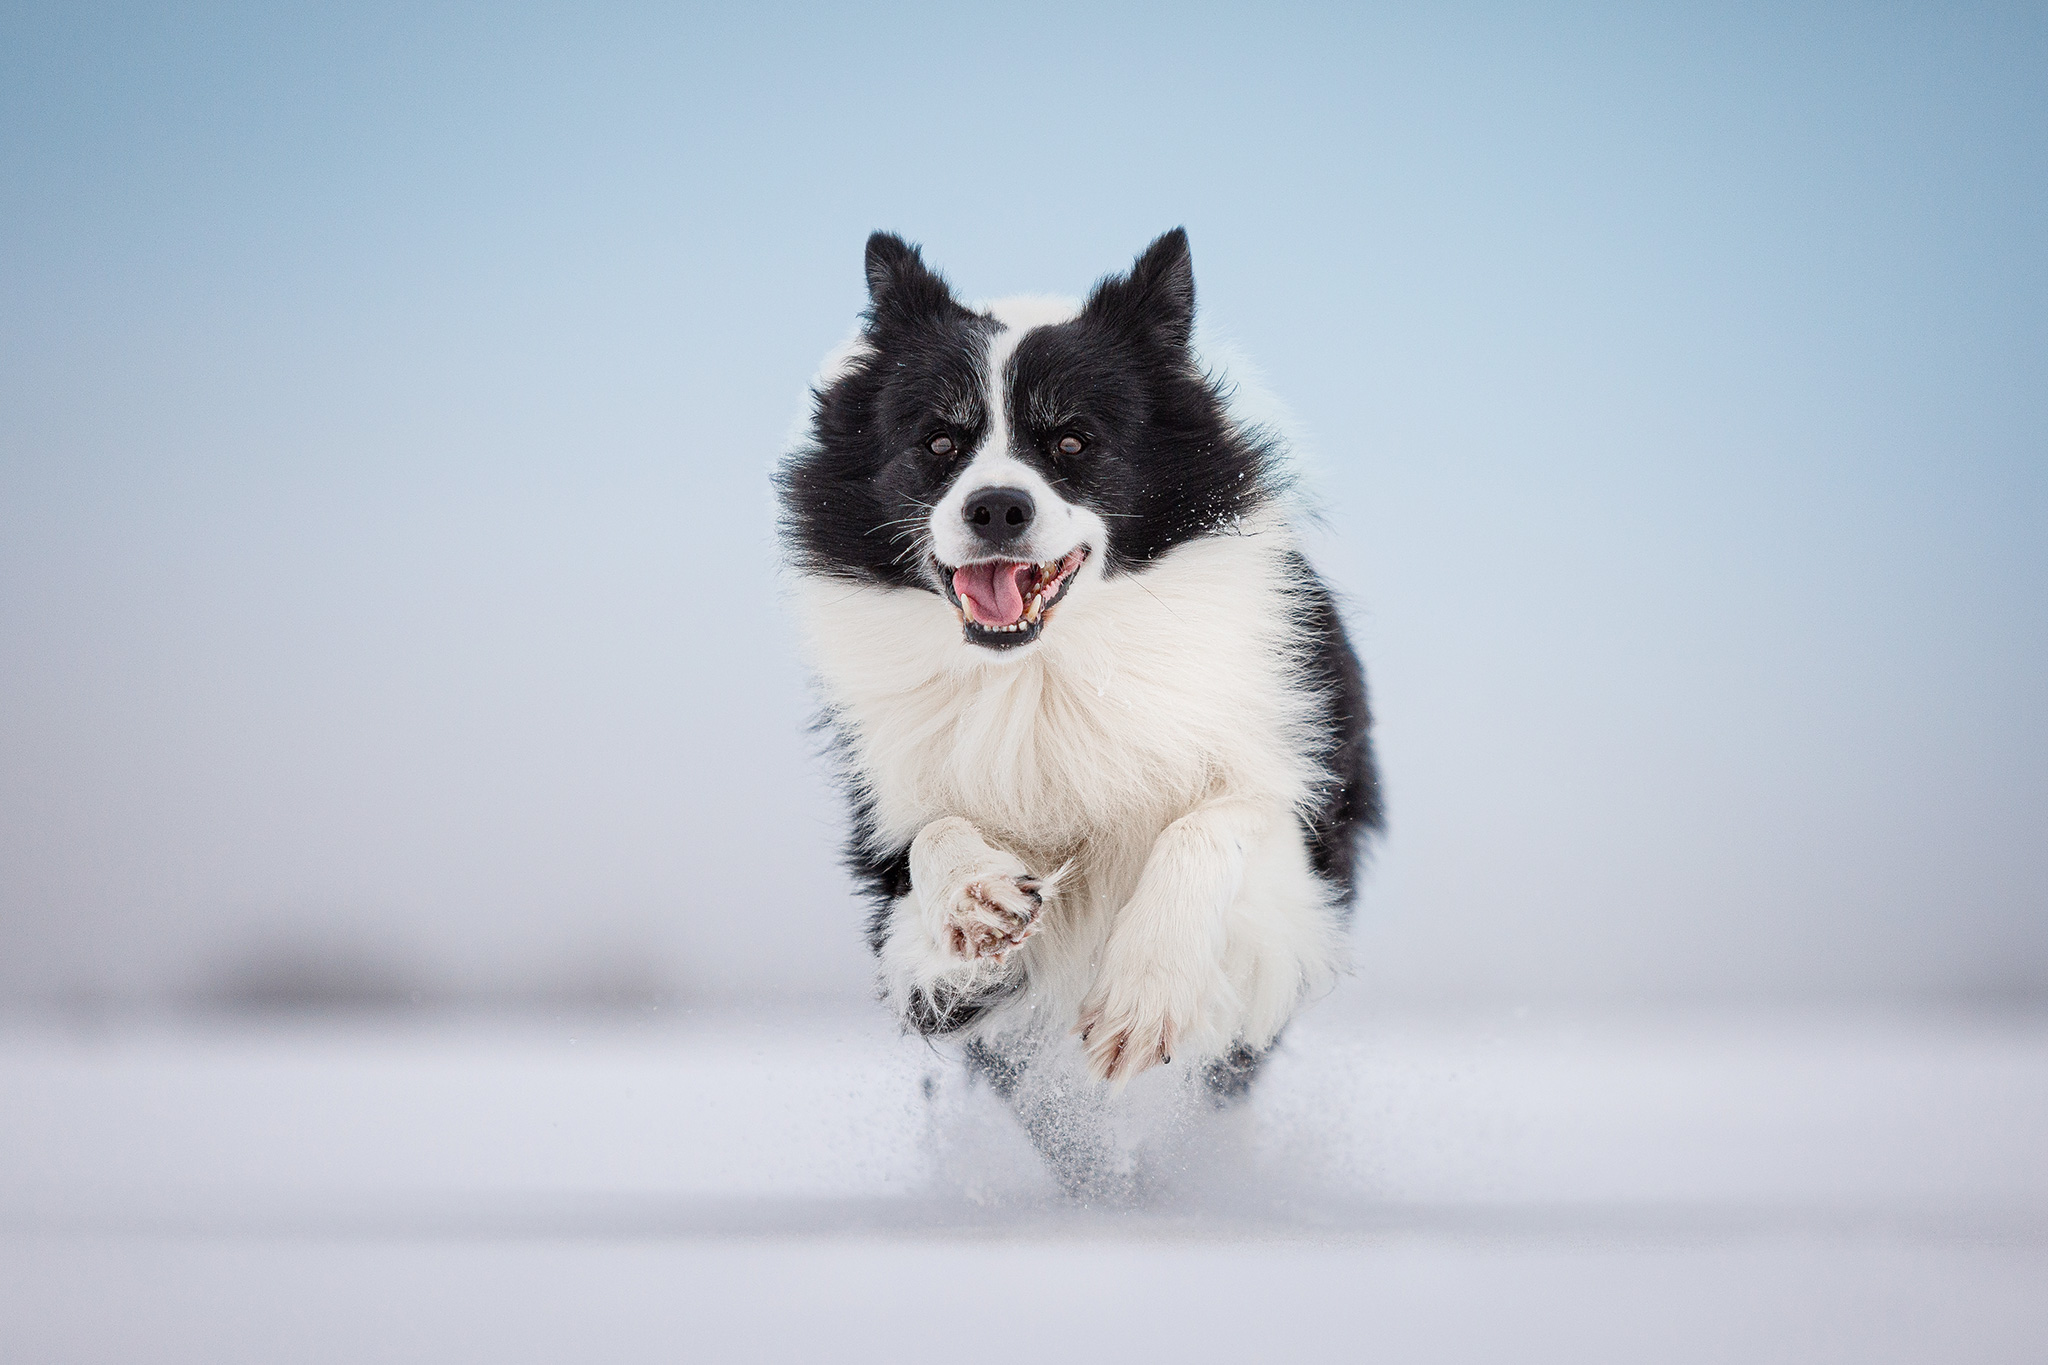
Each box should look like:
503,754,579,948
792,494,1345,1084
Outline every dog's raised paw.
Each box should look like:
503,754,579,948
941,873,1044,963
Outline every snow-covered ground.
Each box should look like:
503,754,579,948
3,998,2044,1363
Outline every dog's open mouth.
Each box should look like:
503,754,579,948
941,548,1089,649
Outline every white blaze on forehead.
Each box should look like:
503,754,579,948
926,296,1093,570
974,296,1081,474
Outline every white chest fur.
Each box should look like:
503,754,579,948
790,518,1325,879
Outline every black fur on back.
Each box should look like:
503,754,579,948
1285,556,1384,906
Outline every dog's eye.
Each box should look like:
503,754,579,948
1056,434,1086,457
928,434,955,456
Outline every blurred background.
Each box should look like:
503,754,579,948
2,2,2044,1013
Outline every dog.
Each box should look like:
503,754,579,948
777,229,1379,1155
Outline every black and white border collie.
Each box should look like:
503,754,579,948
777,230,1380,1122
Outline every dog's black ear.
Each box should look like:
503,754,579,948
863,232,960,332
1083,228,1196,348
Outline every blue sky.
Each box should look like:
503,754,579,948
2,2,2043,1003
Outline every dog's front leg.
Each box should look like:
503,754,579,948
1077,798,1267,1084
876,816,1054,1035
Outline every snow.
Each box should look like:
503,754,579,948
2,1000,2044,1362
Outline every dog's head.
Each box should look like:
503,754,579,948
780,230,1280,655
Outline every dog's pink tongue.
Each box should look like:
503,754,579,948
953,561,1029,626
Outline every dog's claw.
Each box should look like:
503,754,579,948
940,869,1049,963
1076,1010,1179,1085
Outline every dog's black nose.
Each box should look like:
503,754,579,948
962,486,1035,546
